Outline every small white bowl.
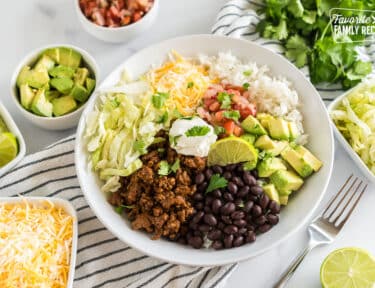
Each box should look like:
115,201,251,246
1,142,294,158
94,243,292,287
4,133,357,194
74,0,159,43
328,85,375,184
0,101,26,176
10,44,99,131
0,197,78,288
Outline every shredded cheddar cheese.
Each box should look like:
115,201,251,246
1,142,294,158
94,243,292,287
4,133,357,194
0,199,73,288
147,51,211,115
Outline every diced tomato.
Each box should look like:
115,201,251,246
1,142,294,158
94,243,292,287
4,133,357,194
223,120,235,135
233,125,244,137
226,89,241,97
208,101,220,112
214,111,224,123
239,104,257,119
225,84,244,93
204,97,215,109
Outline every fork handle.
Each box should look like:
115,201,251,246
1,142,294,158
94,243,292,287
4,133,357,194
273,242,317,288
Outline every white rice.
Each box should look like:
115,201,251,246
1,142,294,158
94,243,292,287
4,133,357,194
198,52,305,137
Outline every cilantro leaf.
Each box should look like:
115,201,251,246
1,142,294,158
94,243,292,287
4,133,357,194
287,0,304,18
206,174,228,193
133,140,147,154
158,160,170,176
285,35,309,68
185,126,211,137
243,82,250,90
169,135,182,146
223,110,240,121
170,159,180,173
214,126,226,135
243,70,252,76
302,10,316,24
217,92,232,109
156,111,169,124
187,82,194,89
152,92,169,109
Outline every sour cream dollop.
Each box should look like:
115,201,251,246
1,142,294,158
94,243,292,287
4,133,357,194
169,117,217,157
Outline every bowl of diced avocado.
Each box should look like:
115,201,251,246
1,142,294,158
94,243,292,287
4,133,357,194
11,45,98,130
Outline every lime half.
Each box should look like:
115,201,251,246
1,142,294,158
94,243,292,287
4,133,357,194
208,136,258,166
0,117,8,133
0,132,18,167
321,247,375,288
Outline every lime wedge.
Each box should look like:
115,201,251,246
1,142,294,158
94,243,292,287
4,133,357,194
321,247,375,288
0,117,8,133
208,136,258,166
0,132,18,167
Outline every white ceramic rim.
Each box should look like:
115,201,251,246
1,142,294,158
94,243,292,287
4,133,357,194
75,34,334,266
9,44,99,123
0,196,78,288
0,101,26,176
73,0,159,32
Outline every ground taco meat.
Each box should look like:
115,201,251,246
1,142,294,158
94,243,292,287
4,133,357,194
108,131,206,240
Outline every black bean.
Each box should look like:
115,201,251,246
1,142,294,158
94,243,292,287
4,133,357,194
236,165,245,173
228,182,238,195
191,211,204,224
212,240,224,250
243,172,257,186
237,227,247,235
226,164,236,171
212,199,223,214
248,195,258,202
193,231,202,237
243,201,254,213
195,173,205,185
188,236,203,249
193,192,204,201
195,202,204,210
223,192,234,202
224,234,234,248
258,224,272,234
254,215,267,226
212,189,222,198
189,222,198,230
259,194,270,210
198,182,208,192
251,170,258,178
246,224,255,231
233,236,244,247
221,215,232,224
177,238,187,245
198,224,212,233
212,165,223,174
237,186,250,198
220,202,236,215
207,229,222,241
245,231,256,243
204,206,212,214
217,222,225,230
251,205,262,217
204,214,217,226
224,225,238,235
205,196,214,206
232,176,244,187
269,201,281,214
250,185,263,195
205,169,213,179
267,214,279,225
233,219,247,228
231,211,245,220
223,171,232,180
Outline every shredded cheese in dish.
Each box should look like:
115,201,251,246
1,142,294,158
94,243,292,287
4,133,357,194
0,200,73,288
147,51,211,115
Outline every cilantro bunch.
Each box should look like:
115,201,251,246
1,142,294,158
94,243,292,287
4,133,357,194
256,0,374,89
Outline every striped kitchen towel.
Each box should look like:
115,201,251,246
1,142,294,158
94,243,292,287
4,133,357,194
212,0,375,103
0,135,236,288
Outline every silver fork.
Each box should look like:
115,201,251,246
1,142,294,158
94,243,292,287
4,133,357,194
274,175,367,288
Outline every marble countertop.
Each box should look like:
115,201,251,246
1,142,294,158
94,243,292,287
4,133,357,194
2,1,374,287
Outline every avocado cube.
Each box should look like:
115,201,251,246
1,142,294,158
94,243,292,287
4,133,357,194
270,170,304,195
288,121,300,141
257,157,287,178
241,115,267,135
263,184,280,204
256,113,274,130
31,89,53,117
49,65,75,78
34,55,55,71
58,47,81,69
279,195,289,205
255,135,277,150
295,146,323,172
50,77,74,94
16,66,31,87
268,118,290,140
70,84,89,102
281,147,314,178
44,48,60,63
85,77,96,94
45,90,60,101
19,84,35,109
52,95,77,116
268,141,289,156
240,133,256,145
74,67,89,86
16,66,49,89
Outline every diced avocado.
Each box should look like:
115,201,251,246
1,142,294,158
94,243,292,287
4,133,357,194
85,77,96,94
268,118,290,140
16,66,31,87
255,135,277,150
295,145,323,172
52,95,77,116
288,121,300,140
263,184,280,204
34,55,55,71
49,65,75,78
50,77,74,94
31,89,53,117
19,84,35,109
58,47,81,69
241,115,267,135
279,195,289,205
70,84,89,102
281,147,314,178
44,48,60,62
257,157,287,178
240,133,256,145
256,113,274,130
16,66,49,88
45,90,60,101
270,170,304,195
268,141,289,156
74,67,89,86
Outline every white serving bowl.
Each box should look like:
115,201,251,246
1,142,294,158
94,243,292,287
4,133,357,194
10,44,99,131
0,101,26,176
328,85,375,184
75,35,334,266
74,0,159,43
0,197,78,288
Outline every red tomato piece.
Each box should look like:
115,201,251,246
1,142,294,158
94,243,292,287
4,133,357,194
223,120,235,135
233,125,244,137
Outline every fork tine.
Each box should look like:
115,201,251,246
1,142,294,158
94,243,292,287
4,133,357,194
336,184,367,229
331,180,363,224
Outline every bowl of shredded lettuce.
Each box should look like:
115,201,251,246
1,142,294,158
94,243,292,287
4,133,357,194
329,78,375,183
